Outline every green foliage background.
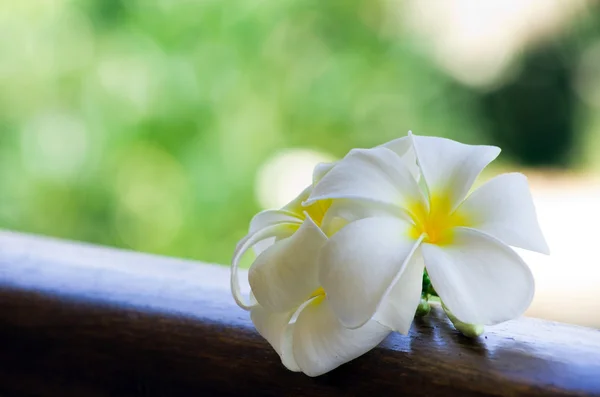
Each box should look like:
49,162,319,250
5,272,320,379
1,0,599,264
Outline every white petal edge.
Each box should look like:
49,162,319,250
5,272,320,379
313,162,336,184
373,249,425,334
306,147,425,214
423,227,535,325
231,223,298,310
250,209,303,255
282,185,312,215
380,134,419,180
318,216,422,329
292,298,391,377
249,216,327,312
250,305,301,372
409,132,501,211
458,172,550,254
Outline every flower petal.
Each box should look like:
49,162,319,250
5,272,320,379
231,223,298,310
320,199,401,237
249,216,327,312
318,216,422,329
458,173,550,254
250,210,302,232
292,298,391,377
373,249,425,334
282,185,312,214
410,132,500,211
306,147,425,214
380,134,419,179
422,227,534,325
250,305,300,372
250,210,303,255
313,162,336,184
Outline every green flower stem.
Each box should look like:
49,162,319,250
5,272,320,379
422,270,438,298
441,301,484,338
415,297,431,317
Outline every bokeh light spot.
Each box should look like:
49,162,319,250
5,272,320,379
21,111,89,181
255,149,336,210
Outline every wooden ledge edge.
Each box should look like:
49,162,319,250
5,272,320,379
0,231,599,397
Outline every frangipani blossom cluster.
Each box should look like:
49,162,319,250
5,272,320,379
231,132,549,377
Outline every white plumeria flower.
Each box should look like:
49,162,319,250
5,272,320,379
305,132,549,333
231,181,391,377
230,164,334,312
230,139,417,376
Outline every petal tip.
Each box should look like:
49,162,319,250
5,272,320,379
396,326,410,335
539,242,551,256
301,198,315,207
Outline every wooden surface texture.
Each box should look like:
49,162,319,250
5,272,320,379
0,231,599,396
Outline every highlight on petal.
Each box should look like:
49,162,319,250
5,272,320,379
250,305,300,372
410,132,500,211
249,216,327,312
292,297,391,377
423,227,535,325
373,249,425,334
231,223,298,310
249,209,303,255
318,216,422,329
458,172,550,254
306,147,425,214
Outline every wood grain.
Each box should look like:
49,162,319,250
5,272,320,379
0,231,599,397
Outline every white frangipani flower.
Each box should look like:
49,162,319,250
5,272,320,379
230,139,418,376
231,183,329,312
249,287,392,377
231,178,392,377
305,132,549,333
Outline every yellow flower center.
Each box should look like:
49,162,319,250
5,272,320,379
308,286,326,306
408,194,470,245
302,199,332,227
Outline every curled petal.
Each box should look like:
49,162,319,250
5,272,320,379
231,223,298,310
318,216,422,329
292,298,391,377
250,210,303,255
373,249,425,334
458,173,549,254
249,216,327,312
306,147,425,216
250,305,300,372
410,132,500,211
250,210,302,233
423,227,534,325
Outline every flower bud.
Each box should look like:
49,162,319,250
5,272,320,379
442,301,484,338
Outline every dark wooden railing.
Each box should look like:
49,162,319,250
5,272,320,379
1,231,599,396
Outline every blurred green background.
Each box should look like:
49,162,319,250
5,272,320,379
1,0,600,265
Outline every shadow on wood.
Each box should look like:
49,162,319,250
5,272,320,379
0,232,599,397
